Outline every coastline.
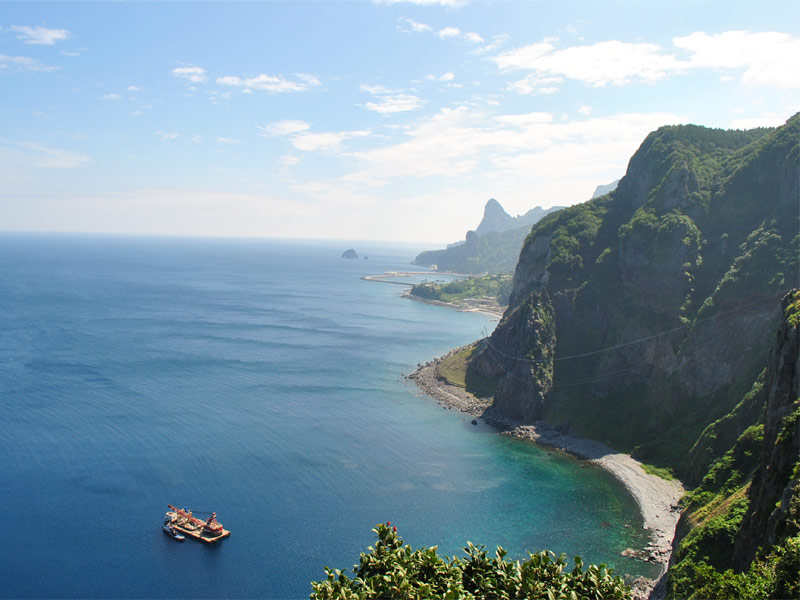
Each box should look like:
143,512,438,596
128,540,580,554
401,288,506,318
408,348,684,599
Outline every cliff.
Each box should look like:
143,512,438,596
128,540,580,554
667,291,799,598
462,113,799,598
471,114,799,474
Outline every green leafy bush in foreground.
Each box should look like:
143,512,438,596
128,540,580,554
310,523,631,600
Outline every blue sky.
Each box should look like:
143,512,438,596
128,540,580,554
1,1,798,244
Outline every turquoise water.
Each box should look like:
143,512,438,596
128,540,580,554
0,233,656,598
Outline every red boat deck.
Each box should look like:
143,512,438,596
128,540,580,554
166,505,230,544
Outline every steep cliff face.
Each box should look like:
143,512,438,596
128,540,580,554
667,291,799,598
733,291,800,569
473,290,555,421
470,114,799,472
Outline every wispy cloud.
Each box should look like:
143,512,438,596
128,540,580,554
155,131,179,140
291,130,371,152
496,39,685,88
494,31,800,92
217,73,321,93
674,31,800,89
172,65,208,83
398,17,482,44
10,25,70,45
398,17,431,34
438,27,461,39
258,120,311,137
361,84,425,114
216,137,240,144
100,93,121,100
342,108,684,198
0,53,58,72
0,141,91,169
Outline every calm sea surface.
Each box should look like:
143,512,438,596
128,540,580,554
0,234,657,598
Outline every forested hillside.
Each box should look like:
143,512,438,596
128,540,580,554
464,114,799,598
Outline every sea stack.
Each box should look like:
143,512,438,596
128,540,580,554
341,248,358,259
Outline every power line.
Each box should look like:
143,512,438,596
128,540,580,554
478,293,774,365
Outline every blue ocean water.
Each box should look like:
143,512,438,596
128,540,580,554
0,233,657,599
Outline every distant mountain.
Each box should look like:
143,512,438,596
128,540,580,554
591,179,619,198
475,199,563,237
414,199,563,274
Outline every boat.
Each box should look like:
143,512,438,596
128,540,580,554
162,521,185,541
164,505,231,543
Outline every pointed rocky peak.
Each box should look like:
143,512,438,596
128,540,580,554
475,198,514,237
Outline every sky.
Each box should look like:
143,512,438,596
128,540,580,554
1,1,798,245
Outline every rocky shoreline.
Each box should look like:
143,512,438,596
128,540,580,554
408,347,685,600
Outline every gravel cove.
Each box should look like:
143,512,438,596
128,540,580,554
408,345,685,599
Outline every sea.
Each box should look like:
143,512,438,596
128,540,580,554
0,233,658,599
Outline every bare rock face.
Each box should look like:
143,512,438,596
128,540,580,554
733,291,800,569
475,198,514,237
472,291,555,422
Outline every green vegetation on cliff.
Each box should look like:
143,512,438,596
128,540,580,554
311,523,631,599
473,113,799,472
464,115,799,598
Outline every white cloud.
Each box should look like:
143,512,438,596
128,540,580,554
399,17,483,44
127,85,140,91
438,27,461,39
10,25,69,45
100,93,121,100
578,106,592,116
472,33,510,55
494,31,800,91
439,72,455,82
675,31,800,89
506,74,562,95
361,84,424,114
291,130,371,152
0,54,57,72
398,17,432,33
172,65,208,83
258,120,311,137
216,137,239,144
365,93,424,114
495,39,686,87
343,108,684,202
216,73,321,92
360,83,401,95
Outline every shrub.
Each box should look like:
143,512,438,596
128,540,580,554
310,523,631,599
